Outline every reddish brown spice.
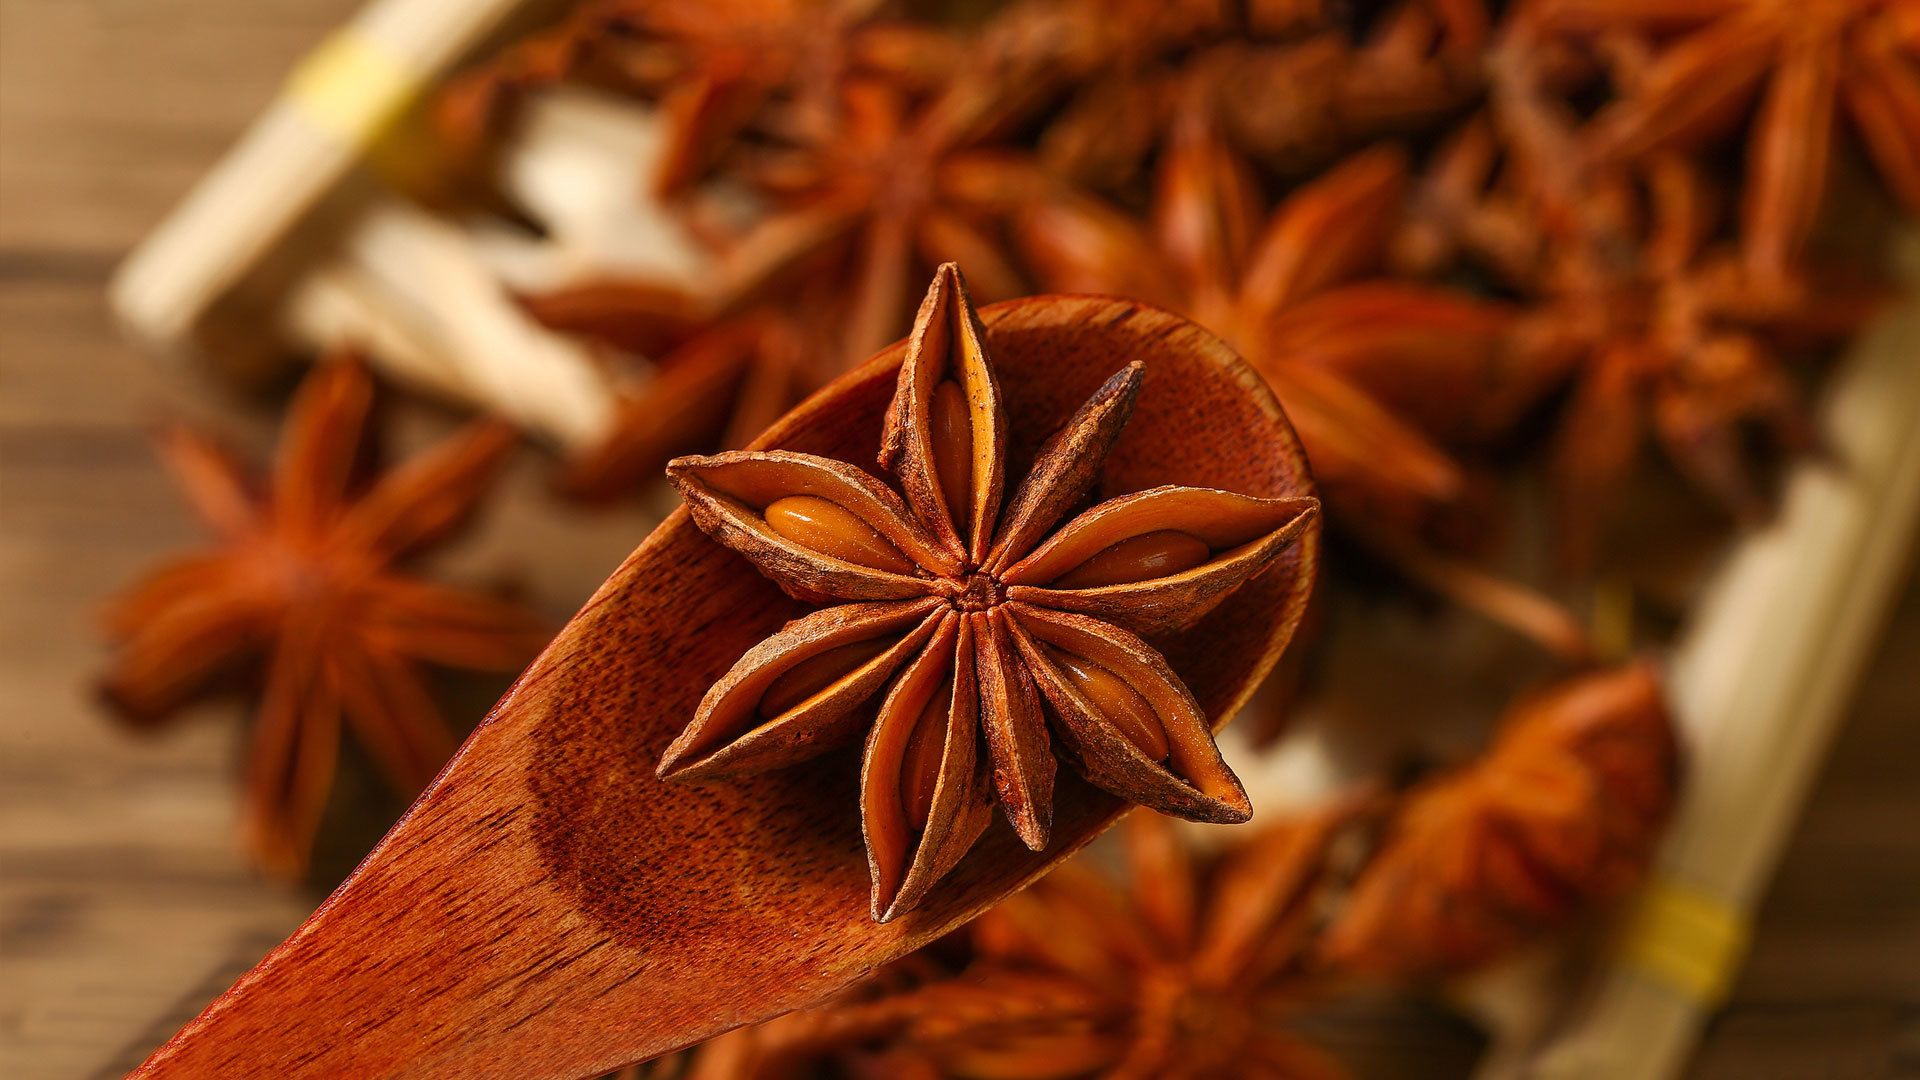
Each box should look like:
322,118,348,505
903,809,1363,1080
97,355,551,877
1319,663,1681,978
660,264,1319,919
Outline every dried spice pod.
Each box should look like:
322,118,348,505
877,260,1007,564
658,598,944,779
896,807,1366,1080
709,78,1041,370
1318,662,1681,979
1012,116,1584,665
1002,603,1250,824
663,264,1319,919
126,270,1317,1080
1546,0,1920,283
1479,140,1866,570
1013,119,1522,538
1384,32,1878,572
1001,486,1319,634
666,449,961,602
96,354,550,879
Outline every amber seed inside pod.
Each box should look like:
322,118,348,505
758,637,895,719
929,381,973,536
1050,530,1212,589
899,679,951,830
1043,646,1170,761
764,495,916,574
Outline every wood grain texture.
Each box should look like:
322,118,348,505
0,7,358,1079
0,3,1915,1079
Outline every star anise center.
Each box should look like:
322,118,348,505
243,532,367,603
952,570,1004,612
1135,965,1257,1068
97,356,548,877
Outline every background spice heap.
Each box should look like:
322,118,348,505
70,0,1920,1076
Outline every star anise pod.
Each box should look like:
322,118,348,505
1010,113,1601,665
1391,113,1557,287
709,77,1042,371
660,265,1319,920
1538,160,1868,569
1019,0,1483,195
1396,13,1726,293
1318,662,1680,979
1013,111,1539,538
978,0,1296,189
97,355,552,877
899,807,1363,1079
1192,0,1488,180
1395,34,1880,570
970,0,1251,138
1541,0,1920,284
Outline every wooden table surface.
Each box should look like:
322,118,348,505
1,2,1915,1078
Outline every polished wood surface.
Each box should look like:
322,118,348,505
0,2,1914,1077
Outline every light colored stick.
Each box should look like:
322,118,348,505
284,198,617,450
472,88,711,294
285,263,477,399
317,91,722,449
109,0,531,350
1480,245,1920,1080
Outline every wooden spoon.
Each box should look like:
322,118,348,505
128,294,1319,1080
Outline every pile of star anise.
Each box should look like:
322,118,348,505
96,0,1913,1071
421,0,1904,1072
435,0,1915,646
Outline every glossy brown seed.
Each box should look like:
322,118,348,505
930,380,974,537
764,495,916,575
1049,530,1213,589
899,678,951,830
1044,647,1169,761
757,637,896,720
